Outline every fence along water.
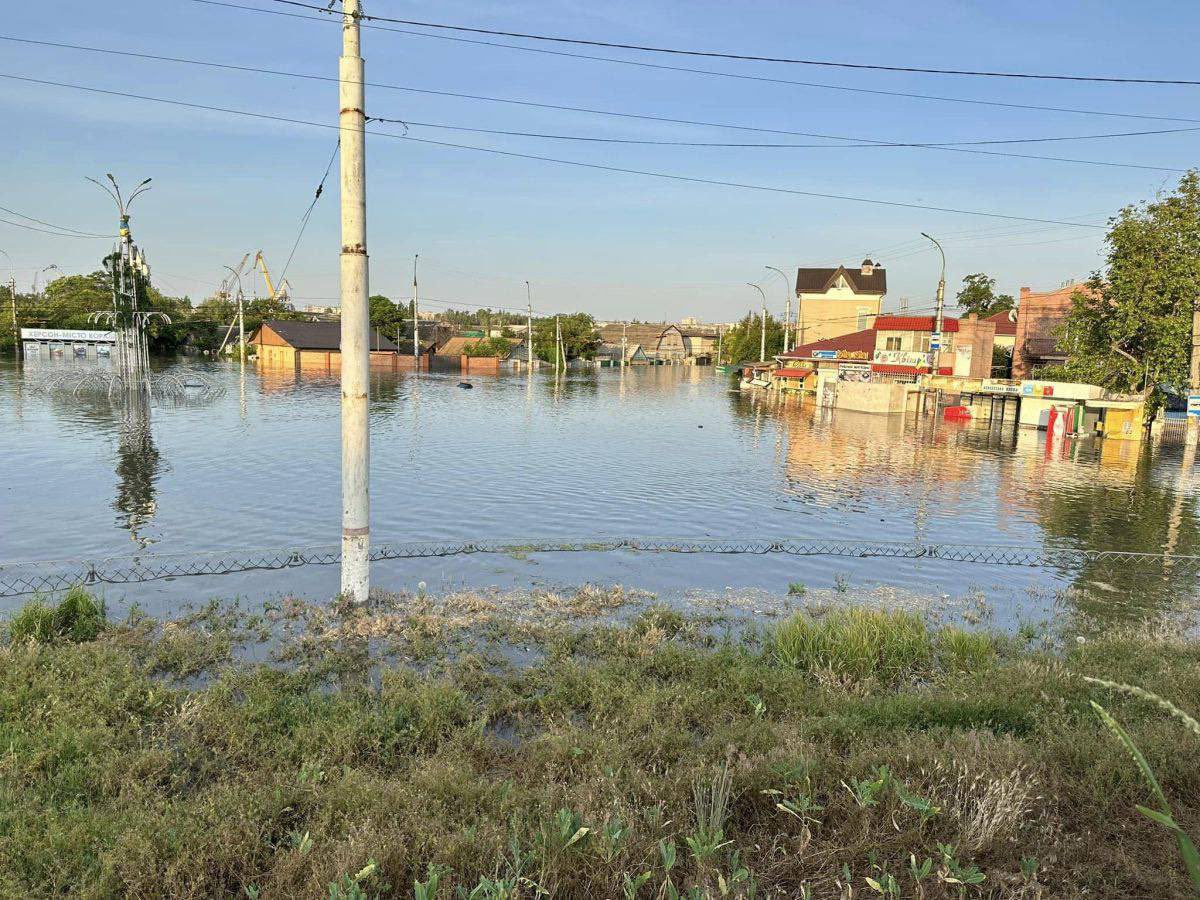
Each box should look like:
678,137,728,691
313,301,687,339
2,537,1199,599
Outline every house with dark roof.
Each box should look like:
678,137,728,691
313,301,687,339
250,319,433,371
795,260,887,346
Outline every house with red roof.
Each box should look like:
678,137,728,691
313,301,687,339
772,312,998,387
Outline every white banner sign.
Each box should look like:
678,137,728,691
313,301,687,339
872,349,930,368
21,328,116,342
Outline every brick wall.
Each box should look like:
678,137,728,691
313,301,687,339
1012,283,1091,378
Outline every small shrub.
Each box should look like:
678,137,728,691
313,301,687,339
787,582,807,597
7,588,104,645
773,608,933,683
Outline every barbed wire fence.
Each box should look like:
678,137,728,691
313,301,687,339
3,538,1200,599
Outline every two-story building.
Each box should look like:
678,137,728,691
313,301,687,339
795,259,887,345
773,313,997,386
1012,282,1093,378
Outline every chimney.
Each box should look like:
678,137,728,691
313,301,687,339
860,258,875,276
1019,287,1031,300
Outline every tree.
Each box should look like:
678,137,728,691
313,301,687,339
368,294,407,337
531,313,599,362
463,336,513,358
956,273,1015,318
1046,170,1200,404
719,310,785,364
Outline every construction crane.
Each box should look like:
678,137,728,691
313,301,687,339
253,251,292,304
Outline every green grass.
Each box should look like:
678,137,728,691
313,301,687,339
772,607,934,683
6,587,105,644
1,592,1198,898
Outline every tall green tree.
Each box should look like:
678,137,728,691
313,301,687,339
531,312,599,362
368,294,407,338
956,273,1015,318
719,310,784,364
1045,170,1200,401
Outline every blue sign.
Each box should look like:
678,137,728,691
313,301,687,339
1188,393,1200,417
811,350,837,360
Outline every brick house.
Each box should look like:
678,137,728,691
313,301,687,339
1012,282,1094,378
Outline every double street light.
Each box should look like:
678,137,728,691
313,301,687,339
746,282,768,362
764,266,792,353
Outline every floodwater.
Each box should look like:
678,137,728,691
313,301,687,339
2,358,1197,629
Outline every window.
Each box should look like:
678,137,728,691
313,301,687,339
918,334,931,353
856,308,872,331
885,336,902,351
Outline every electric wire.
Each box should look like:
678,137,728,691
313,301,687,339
0,215,111,239
190,1,1200,125
0,202,111,237
259,0,1200,85
276,139,339,288
0,73,1111,229
2,35,1189,174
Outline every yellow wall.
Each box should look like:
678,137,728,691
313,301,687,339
797,289,882,343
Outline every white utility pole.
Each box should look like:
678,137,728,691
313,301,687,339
716,325,723,366
236,285,246,362
525,281,533,370
1188,293,1200,445
339,0,370,603
412,253,420,364
921,233,947,375
555,315,562,375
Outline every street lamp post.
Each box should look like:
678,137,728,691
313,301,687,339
920,233,947,374
765,266,791,353
224,265,246,362
747,282,768,361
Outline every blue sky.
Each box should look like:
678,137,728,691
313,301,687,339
2,0,1198,322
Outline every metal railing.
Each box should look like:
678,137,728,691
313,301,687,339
3,538,1199,599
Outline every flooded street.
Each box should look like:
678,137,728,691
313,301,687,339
3,358,1197,627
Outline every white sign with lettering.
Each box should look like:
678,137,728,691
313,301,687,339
21,328,116,342
872,349,931,368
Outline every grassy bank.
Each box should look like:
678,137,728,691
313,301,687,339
1,588,1198,898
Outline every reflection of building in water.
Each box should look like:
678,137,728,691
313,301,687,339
113,394,160,547
773,400,988,501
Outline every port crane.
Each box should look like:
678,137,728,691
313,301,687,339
253,251,292,304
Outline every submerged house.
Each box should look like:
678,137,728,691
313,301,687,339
250,319,432,370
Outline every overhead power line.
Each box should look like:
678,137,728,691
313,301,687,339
276,138,339,288
190,1,1200,126
369,118,1188,173
0,202,111,238
258,0,1200,85
0,36,1188,174
0,215,110,239
0,72,1112,229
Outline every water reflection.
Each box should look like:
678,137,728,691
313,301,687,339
113,393,160,548
739,389,1199,618
3,360,1198,626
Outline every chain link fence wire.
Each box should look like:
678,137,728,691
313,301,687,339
3,538,1200,598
